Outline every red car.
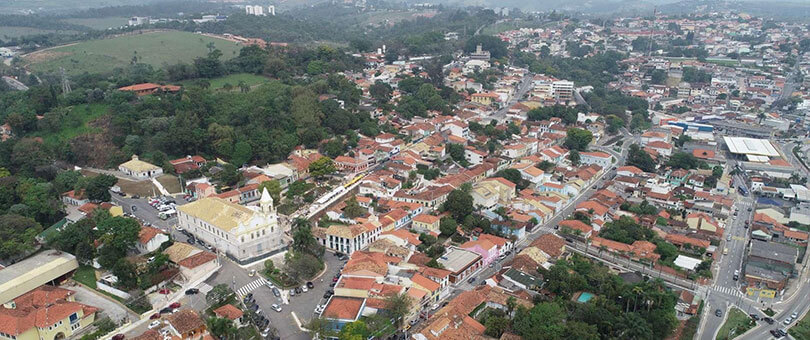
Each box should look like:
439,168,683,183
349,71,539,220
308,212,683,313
332,277,339,283
150,313,160,319
169,302,181,309
112,335,125,340
159,289,170,295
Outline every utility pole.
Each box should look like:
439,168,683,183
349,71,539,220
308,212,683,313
648,7,657,58
60,67,71,94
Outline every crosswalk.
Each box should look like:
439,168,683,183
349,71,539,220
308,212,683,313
712,284,745,298
237,277,268,297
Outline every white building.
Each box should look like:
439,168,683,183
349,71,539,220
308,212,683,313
579,151,612,168
177,188,284,263
118,155,163,179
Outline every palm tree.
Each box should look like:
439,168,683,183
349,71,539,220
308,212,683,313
385,293,414,330
632,286,645,312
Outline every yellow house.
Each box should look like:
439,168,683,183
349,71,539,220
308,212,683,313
411,273,441,304
0,286,98,340
471,92,499,106
412,214,441,234
687,213,720,234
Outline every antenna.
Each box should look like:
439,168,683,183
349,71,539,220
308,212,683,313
60,67,71,94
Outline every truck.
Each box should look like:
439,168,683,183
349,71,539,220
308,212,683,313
159,209,177,220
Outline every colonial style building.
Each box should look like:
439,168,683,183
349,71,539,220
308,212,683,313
177,188,284,263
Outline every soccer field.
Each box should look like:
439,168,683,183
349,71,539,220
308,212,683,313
24,30,243,75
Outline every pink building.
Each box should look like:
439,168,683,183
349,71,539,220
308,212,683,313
460,239,498,267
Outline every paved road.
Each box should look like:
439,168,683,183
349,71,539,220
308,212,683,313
204,251,344,339
492,73,534,122
781,141,810,176
698,197,760,340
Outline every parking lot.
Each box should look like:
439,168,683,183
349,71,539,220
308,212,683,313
110,193,188,234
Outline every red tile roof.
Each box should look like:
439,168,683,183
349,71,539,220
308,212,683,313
213,304,243,320
322,297,364,321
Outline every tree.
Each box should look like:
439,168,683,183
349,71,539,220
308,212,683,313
81,174,118,202
464,35,508,59
309,157,336,179
0,214,42,260
568,150,581,166
666,152,701,170
339,320,369,340
342,196,367,219
439,217,457,237
207,317,238,339
291,218,320,256
231,141,253,166
627,144,656,172
443,189,473,222
206,284,233,306
484,316,510,337
564,128,593,151
512,303,566,340
496,169,523,189
369,81,392,104
258,180,282,205
95,216,141,269
536,160,555,172
445,143,468,166
111,258,138,290
384,293,413,329
306,317,336,339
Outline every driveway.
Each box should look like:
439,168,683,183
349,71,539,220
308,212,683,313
66,284,138,323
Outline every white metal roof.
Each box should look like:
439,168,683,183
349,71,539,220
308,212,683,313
723,137,779,157
673,255,702,271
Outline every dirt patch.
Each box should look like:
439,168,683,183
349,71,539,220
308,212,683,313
117,178,159,197
156,174,182,194
69,115,125,168
23,50,72,64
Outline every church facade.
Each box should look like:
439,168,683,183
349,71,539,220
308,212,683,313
177,188,285,263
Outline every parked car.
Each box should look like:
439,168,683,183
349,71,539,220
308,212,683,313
148,320,161,329
185,288,199,295
784,317,793,325
150,313,161,319
272,288,281,297
132,195,140,199
112,334,125,340
169,302,181,309
749,314,760,321
792,312,798,319
715,309,722,317
290,289,296,296
306,281,314,289
467,277,476,284
160,307,171,314
272,304,282,312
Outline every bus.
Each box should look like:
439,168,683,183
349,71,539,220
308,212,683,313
343,175,364,188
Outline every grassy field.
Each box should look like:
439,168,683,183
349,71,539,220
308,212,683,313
184,73,269,90
33,103,107,146
74,265,98,289
24,30,243,75
790,311,810,340
716,307,754,340
0,26,76,38
64,17,129,30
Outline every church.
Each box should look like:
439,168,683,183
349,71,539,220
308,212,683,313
177,188,285,263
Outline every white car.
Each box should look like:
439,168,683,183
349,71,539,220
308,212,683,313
302,285,308,293
148,320,161,329
272,304,282,312
175,226,184,232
